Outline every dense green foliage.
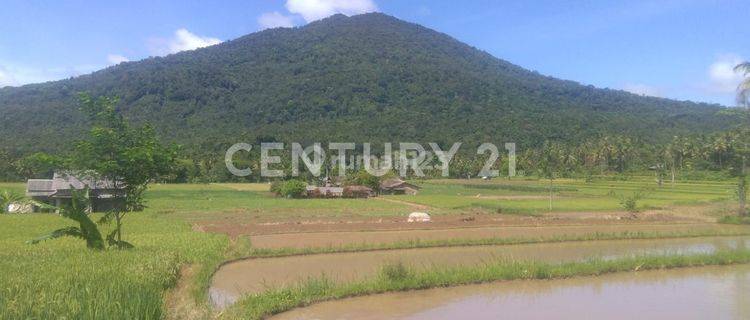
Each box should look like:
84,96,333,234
346,170,381,191
0,13,739,166
276,179,308,198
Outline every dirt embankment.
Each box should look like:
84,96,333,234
195,204,727,239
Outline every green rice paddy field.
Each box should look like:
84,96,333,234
0,177,743,319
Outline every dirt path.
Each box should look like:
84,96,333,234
471,195,557,200
374,197,432,210
164,265,210,320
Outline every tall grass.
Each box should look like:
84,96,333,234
221,249,750,320
0,213,227,320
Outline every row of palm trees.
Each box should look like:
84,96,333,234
509,132,747,177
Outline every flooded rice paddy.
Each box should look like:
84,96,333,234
211,235,750,308
271,264,750,320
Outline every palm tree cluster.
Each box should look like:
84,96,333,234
512,133,748,179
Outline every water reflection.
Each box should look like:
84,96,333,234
272,265,750,320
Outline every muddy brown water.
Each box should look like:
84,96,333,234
210,236,750,308
248,223,748,249
271,264,750,320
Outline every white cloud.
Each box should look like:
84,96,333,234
0,62,100,88
285,0,377,22
622,83,662,97
169,29,222,53
0,66,18,87
150,29,222,56
707,54,744,93
107,54,130,65
258,11,296,29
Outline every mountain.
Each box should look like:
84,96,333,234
0,13,739,155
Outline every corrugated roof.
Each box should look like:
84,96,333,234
26,171,123,198
380,178,421,190
27,179,54,191
380,178,405,188
51,171,119,191
26,179,55,197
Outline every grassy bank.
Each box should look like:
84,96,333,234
221,249,750,319
719,215,750,225
239,229,750,259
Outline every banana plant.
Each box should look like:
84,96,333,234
27,189,106,250
0,190,25,213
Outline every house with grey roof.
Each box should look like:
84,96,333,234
305,185,344,197
26,171,125,212
379,178,420,195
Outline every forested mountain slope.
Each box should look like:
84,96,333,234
0,13,737,155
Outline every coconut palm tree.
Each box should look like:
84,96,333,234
736,62,750,107
734,62,750,216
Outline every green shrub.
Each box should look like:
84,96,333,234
347,171,381,193
269,180,283,195
613,190,646,213
380,261,410,281
278,180,308,198
718,215,750,225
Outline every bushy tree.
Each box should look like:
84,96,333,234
347,170,381,193
537,141,568,211
72,93,175,248
15,152,62,179
278,180,308,198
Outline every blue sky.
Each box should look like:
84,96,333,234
0,0,747,106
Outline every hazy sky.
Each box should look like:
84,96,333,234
1,0,747,106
